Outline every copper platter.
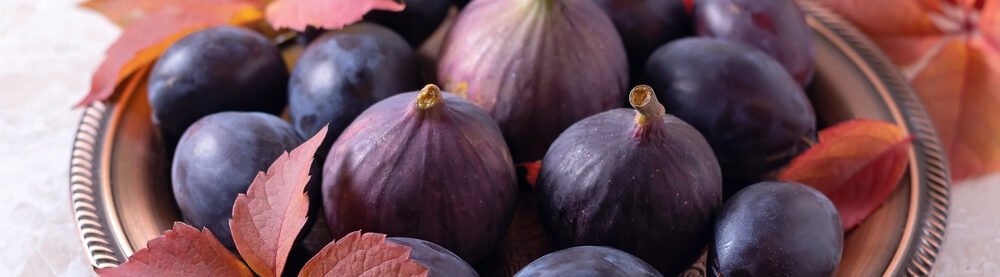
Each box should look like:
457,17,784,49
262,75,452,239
69,1,950,276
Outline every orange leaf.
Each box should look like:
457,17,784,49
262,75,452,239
299,231,429,277
817,0,1000,181
779,119,913,230
230,126,328,277
522,161,542,188
96,222,252,277
80,0,266,27
76,2,264,107
265,0,405,31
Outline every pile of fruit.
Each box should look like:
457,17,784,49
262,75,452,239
101,0,914,276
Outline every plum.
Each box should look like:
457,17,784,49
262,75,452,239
288,22,419,157
513,246,662,277
695,0,815,86
536,86,722,275
592,0,693,79
710,181,843,276
171,112,304,250
322,84,517,263
388,237,479,276
642,38,815,194
365,0,453,46
148,26,288,138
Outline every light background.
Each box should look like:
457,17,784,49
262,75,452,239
0,0,997,275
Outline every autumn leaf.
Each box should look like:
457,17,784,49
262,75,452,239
230,126,328,277
299,231,429,277
522,161,542,187
779,119,913,230
817,0,1000,181
266,0,405,31
76,1,264,107
80,0,267,27
96,223,253,277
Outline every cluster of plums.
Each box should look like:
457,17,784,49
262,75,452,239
152,0,844,276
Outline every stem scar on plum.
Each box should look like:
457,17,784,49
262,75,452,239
417,84,442,110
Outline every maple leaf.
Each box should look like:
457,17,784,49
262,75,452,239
80,0,268,27
96,223,252,277
779,119,913,230
299,231,429,277
230,126,328,277
266,0,405,31
817,0,1000,181
76,1,265,107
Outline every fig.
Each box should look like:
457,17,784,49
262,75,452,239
710,181,843,276
536,86,723,275
387,237,479,276
513,246,663,277
322,84,518,263
695,0,815,86
592,0,693,78
365,0,453,46
437,0,629,162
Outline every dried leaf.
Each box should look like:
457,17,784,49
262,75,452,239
817,0,1000,181
779,119,913,230
76,2,264,107
80,0,267,27
299,231,429,277
96,222,252,277
266,0,405,31
230,127,328,277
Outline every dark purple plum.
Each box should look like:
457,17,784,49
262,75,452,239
642,38,815,194
536,86,722,275
513,246,663,277
365,0,453,46
322,84,517,263
171,112,304,250
388,237,479,276
148,26,288,137
592,0,693,79
695,0,815,86
289,22,419,142
710,181,843,277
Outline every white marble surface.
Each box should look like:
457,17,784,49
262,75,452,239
0,0,996,276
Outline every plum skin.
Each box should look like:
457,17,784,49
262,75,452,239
536,108,722,275
642,38,815,193
171,112,304,250
710,181,843,277
387,237,479,277
148,26,288,137
513,246,663,277
288,22,419,144
322,89,518,263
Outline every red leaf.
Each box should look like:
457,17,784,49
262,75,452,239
299,231,429,277
265,0,405,31
76,1,264,107
96,223,252,277
522,161,542,188
817,0,1000,181
80,0,266,27
230,127,328,277
779,119,913,230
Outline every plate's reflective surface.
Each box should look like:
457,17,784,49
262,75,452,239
69,1,949,276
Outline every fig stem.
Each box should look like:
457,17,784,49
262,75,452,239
630,85,665,125
417,84,442,110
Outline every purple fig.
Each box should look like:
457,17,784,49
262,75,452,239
437,0,629,162
322,84,518,263
536,86,723,275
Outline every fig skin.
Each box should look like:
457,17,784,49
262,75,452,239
322,85,518,263
709,181,843,277
387,237,480,277
513,246,663,277
536,86,723,275
437,0,629,162
592,0,693,79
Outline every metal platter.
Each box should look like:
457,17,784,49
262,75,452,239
69,1,949,276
